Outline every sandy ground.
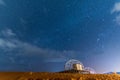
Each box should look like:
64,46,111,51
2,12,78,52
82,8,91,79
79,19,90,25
0,72,120,80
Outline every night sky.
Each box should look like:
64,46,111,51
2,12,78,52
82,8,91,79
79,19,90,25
0,0,120,73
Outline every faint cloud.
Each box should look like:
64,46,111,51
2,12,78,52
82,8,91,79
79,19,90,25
0,29,17,50
0,39,17,49
114,14,120,25
97,38,100,42
0,0,6,6
18,42,76,60
1,28,16,37
44,58,67,62
9,57,15,63
0,28,80,62
1,39,77,62
20,18,27,24
111,2,120,14
111,2,120,25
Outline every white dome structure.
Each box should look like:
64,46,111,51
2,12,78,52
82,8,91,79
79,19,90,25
84,67,96,74
64,59,84,70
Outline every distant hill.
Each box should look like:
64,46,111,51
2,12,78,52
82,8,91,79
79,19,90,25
105,72,120,74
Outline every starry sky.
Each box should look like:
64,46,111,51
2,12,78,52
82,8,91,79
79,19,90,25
0,0,120,73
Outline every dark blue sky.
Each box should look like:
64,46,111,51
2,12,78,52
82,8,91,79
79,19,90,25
0,0,120,73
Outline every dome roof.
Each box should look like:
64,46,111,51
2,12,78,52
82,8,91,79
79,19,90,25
64,59,84,70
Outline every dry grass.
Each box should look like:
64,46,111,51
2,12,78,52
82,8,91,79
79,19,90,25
29,73,120,80
0,72,120,80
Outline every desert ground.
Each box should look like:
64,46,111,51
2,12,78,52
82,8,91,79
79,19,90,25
0,72,120,80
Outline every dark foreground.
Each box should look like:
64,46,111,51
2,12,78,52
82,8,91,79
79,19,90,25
0,72,120,80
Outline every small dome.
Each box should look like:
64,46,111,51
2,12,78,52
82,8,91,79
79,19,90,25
84,67,96,74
